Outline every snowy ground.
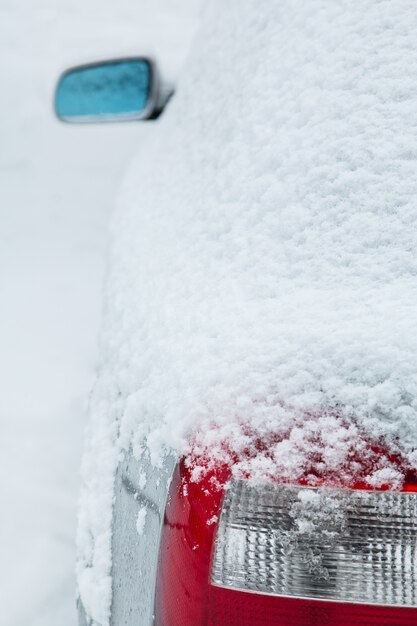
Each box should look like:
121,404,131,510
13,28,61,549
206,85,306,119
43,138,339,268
0,2,200,624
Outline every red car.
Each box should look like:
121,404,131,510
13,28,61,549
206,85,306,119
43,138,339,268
55,1,417,624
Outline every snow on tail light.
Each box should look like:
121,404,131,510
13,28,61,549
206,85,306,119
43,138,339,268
154,446,417,626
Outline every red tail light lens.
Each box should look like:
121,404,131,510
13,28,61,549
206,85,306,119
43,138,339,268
154,447,417,626
208,587,417,625
155,460,229,626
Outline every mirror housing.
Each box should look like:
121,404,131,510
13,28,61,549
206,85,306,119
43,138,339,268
54,57,167,123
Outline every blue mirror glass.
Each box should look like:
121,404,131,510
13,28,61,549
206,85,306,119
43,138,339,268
55,59,153,122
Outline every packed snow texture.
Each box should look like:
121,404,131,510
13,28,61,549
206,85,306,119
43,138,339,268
80,0,417,622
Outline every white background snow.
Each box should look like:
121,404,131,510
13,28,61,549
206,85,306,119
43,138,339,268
0,1,200,624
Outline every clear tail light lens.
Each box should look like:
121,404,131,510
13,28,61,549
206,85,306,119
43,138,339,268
155,446,417,626
212,480,417,606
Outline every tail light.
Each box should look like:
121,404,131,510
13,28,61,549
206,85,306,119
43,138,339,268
154,434,417,626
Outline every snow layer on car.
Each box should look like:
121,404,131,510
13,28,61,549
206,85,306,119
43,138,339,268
78,0,417,622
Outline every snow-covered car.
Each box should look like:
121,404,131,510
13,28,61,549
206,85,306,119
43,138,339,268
55,2,417,625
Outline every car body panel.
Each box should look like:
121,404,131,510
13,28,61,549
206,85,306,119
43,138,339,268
110,448,176,626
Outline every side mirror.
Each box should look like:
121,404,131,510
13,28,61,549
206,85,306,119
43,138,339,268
54,58,166,123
